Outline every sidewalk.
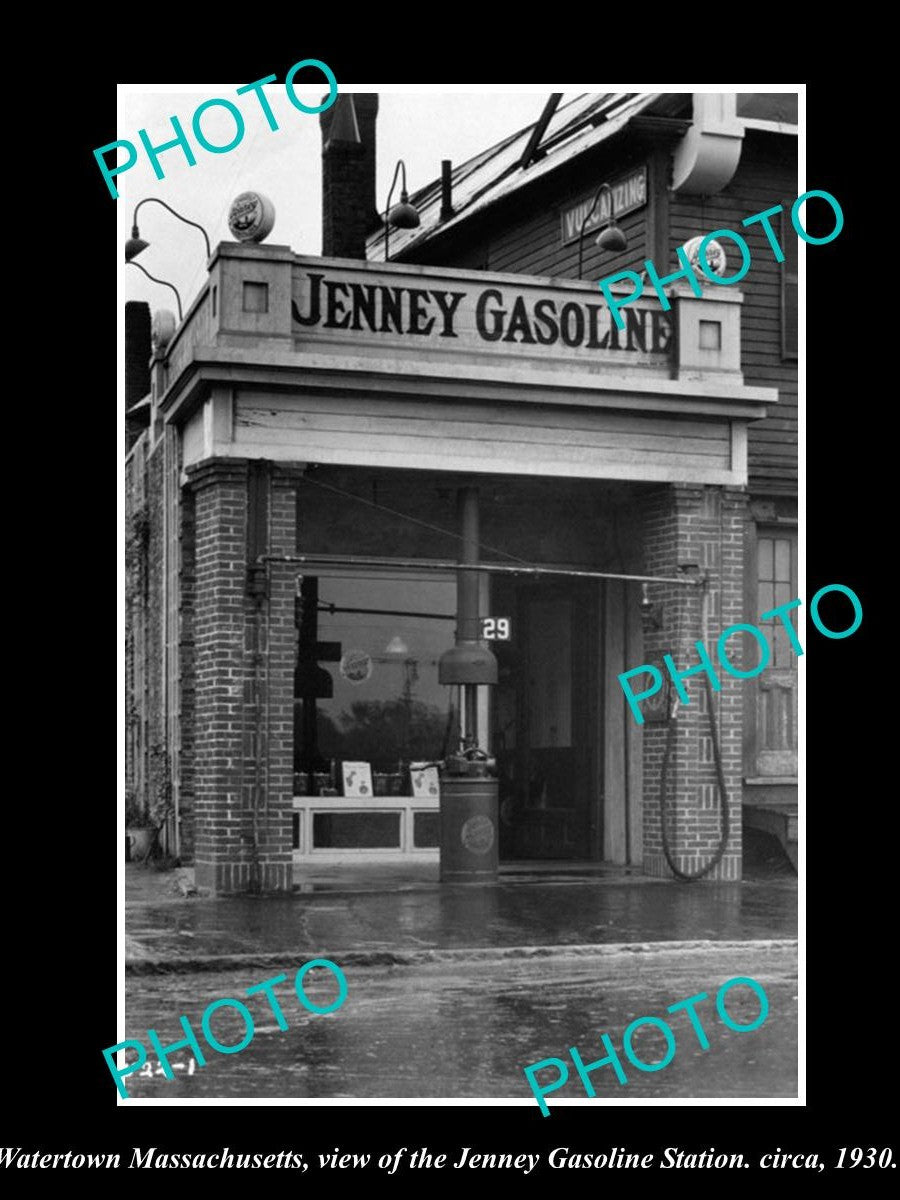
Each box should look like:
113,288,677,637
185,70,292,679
125,851,797,974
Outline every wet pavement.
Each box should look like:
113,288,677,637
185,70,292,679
123,942,797,1100
126,864,797,970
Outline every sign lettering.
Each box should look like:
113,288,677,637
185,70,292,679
292,263,673,363
481,617,511,641
559,166,647,246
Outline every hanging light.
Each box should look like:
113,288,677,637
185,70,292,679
577,181,628,279
383,159,420,261
124,197,212,263
124,232,150,262
596,220,628,252
384,635,410,656
125,260,183,323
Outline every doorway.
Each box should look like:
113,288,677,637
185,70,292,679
492,576,601,860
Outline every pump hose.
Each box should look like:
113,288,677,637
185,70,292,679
659,672,731,882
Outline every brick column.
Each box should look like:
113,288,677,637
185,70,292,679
177,485,196,861
640,484,748,881
185,458,297,894
255,468,299,888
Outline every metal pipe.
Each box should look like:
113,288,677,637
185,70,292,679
459,486,480,745
267,553,703,587
125,260,183,322
318,603,454,620
133,197,212,261
440,159,454,221
384,159,408,262
458,487,480,642
464,685,478,744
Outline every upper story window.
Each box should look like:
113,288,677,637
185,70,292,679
736,94,798,124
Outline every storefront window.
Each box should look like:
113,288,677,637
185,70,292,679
753,529,798,775
294,570,458,793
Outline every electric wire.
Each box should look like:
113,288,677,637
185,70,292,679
297,472,533,566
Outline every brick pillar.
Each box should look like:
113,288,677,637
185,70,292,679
177,485,196,862
185,458,297,894
640,484,747,881
255,467,299,889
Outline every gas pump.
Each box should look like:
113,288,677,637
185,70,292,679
437,487,499,882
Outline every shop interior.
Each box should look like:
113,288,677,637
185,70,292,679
291,466,646,863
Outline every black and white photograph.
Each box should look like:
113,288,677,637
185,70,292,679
6,62,888,1177
119,83,803,1107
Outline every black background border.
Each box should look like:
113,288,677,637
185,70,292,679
21,48,889,1174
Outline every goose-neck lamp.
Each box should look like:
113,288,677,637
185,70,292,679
125,197,212,264
577,181,628,279
124,260,183,323
383,159,420,262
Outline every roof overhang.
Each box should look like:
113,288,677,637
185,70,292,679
154,246,775,490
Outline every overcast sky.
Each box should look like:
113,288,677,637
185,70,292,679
117,87,574,319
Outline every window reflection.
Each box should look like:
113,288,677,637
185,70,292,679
294,571,458,793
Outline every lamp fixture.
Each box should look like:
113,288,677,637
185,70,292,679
577,181,628,279
384,635,410,656
125,260,183,323
124,197,212,264
383,159,420,261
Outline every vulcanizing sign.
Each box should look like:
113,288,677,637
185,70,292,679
559,166,648,245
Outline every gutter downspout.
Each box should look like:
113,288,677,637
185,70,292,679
672,93,744,195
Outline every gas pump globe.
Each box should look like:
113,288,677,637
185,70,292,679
438,641,498,683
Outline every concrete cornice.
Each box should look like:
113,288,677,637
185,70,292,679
160,345,776,429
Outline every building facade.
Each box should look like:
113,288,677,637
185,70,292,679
124,90,798,892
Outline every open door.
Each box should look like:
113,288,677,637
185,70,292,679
492,577,600,860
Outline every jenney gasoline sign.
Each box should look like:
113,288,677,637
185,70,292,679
291,256,672,368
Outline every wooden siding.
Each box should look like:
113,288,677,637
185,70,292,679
416,144,653,286
486,193,648,284
668,132,797,494
232,390,733,483
416,132,796,495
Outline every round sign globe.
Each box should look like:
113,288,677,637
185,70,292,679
228,192,276,243
682,234,728,279
151,309,177,350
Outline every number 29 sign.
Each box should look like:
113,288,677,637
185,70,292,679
481,616,511,641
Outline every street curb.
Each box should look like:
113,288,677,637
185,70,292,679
125,937,798,976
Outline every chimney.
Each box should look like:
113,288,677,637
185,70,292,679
125,301,152,449
320,93,380,259
126,301,151,408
